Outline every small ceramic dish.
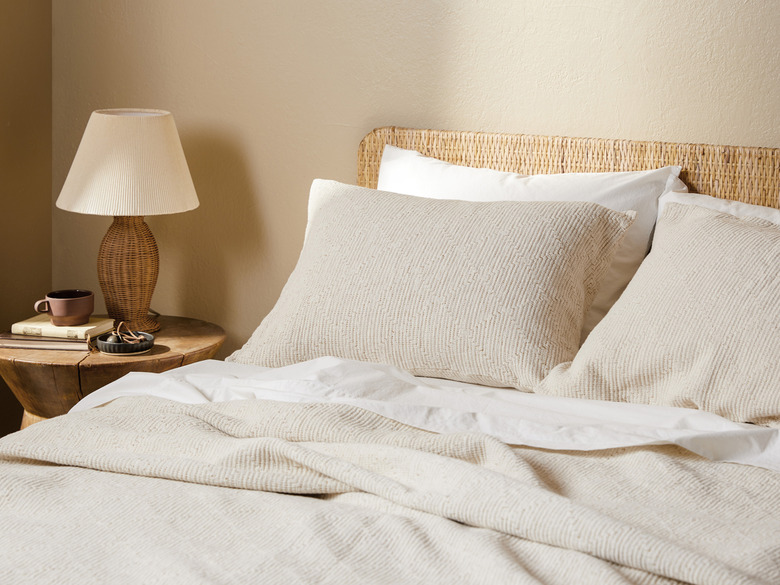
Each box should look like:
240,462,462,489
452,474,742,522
95,331,155,355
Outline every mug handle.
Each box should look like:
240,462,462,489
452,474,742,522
34,300,49,313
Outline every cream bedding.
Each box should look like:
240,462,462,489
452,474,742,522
229,180,635,389
538,203,780,426
1,391,778,584
70,359,780,470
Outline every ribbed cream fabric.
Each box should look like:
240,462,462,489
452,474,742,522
538,203,780,426
229,180,635,389
56,109,199,216
1,396,778,584
377,145,685,342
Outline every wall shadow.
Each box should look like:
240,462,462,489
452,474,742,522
0,0,51,437
149,128,265,357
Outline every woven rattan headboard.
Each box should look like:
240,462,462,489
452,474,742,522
358,127,780,209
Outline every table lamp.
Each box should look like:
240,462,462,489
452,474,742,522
56,109,199,332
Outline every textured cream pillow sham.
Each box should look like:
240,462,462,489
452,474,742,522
378,145,685,342
538,203,780,426
229,180,635,389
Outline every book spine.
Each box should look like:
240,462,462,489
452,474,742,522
0,341,89,351
11,324,91,339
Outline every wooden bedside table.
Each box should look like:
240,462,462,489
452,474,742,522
0,315,226,429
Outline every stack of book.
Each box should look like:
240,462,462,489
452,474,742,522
0,315,114,351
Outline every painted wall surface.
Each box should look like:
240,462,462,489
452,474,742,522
0,0,52,435
52,0,780,357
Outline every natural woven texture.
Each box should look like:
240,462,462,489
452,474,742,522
538,203,780,426
97,216,160,332
0,396,778,584
359,127,780,208
228,180,634,389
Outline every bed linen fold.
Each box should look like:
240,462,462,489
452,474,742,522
1,392,779,584
71,358,780,472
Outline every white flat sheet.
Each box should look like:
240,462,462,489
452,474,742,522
71,356,780,472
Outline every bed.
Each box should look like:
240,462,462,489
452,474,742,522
1,127,779,584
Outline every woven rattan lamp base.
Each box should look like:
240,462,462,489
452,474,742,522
97,216,160,333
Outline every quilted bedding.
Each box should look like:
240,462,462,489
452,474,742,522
1,391,778,585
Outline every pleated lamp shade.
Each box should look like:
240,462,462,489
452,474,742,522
56,109,198,215
56,109,199,333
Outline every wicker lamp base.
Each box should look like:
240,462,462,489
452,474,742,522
97,216,160,333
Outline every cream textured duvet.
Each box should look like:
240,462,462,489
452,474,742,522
0,395,778,584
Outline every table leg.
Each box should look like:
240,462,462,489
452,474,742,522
20,410,47,430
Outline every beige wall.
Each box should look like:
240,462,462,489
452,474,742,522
0,1,52,435
52,0,780,358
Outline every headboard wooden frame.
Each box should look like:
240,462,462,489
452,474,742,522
358,127,780,209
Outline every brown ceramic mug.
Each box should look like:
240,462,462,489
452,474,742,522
34,289,94,326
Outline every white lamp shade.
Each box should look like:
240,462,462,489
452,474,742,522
56,109,199,216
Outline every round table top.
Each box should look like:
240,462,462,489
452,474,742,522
0,315,225,367
0,316,226,419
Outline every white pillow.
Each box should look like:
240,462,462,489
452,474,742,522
229,180,635,390
537,203,780,426
658,191,780,226
378,144,529,199
378,145,686,342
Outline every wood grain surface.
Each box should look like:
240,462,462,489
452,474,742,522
0,316,225,423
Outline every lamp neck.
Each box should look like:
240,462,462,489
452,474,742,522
111,216,147,225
